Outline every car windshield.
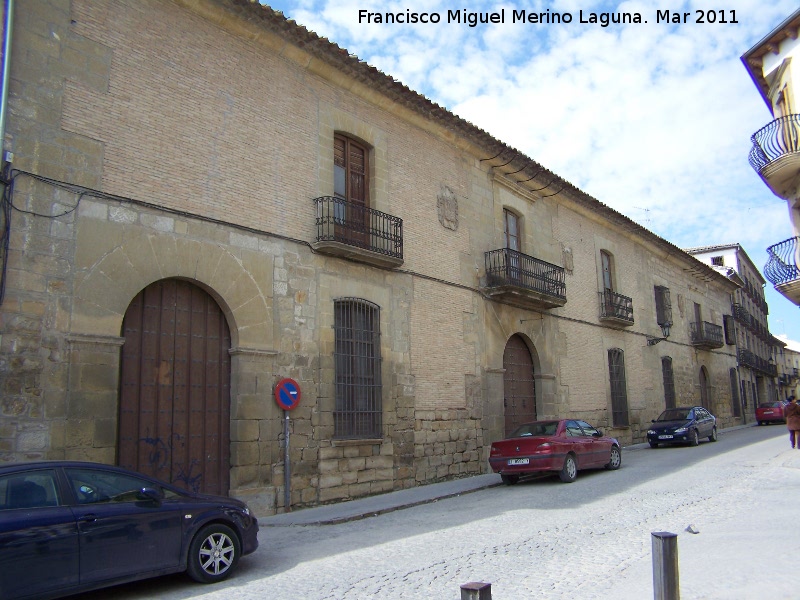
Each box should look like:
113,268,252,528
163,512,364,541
758,402,783,408
657,408,691,421
510,422,558,437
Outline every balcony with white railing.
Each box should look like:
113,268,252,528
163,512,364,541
765,236,800,306
749,114,800,199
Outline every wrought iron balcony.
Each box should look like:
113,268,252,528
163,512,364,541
598,289,634,326
737,348,777,376
749,114,800,199
732,303,771,341
313,196,403,268
484,248,567,310
765,236,800,306
690,321,724,350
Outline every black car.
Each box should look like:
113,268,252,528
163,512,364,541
646,406,718,448
0,461,259,600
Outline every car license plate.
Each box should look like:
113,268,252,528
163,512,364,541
764,410,774,414
658,435,673,439
508,458,529,465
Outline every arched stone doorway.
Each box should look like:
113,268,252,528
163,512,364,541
118,279,232,496
503,334,537,435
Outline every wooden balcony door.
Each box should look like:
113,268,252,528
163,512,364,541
334,134,369,247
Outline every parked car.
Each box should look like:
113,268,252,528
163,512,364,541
0,461,259,600
647,406,717,448
756,401,788,425
489,419,622,484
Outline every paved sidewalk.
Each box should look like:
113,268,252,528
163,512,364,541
260,423,755,527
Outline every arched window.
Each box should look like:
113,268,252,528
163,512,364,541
334,298,382,439
608,348,629,426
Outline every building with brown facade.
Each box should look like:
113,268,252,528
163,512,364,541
0,0,742,515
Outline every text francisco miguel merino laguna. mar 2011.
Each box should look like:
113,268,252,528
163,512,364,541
357,8,740,28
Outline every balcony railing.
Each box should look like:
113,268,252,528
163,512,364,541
732,303,771,341
737,348,777,376
690,321,723,349
313,196,403,268
749,114,800,198
765,236,800,286
598,289,634,325
749,114,800,171
484,248,566,309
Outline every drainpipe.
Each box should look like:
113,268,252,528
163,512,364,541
0,0,12,304
0,0,14,154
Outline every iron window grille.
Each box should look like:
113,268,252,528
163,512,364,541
333,298,382,439
654,286,672,329
661,357,676,410
608,348,630,427
729,368,741,417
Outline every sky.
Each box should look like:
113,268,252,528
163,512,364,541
262,0,799,341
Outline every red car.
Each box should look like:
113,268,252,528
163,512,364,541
756,401,788,425
489,419,622,485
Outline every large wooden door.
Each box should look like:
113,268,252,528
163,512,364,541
503,335,537,435
118,279,231,496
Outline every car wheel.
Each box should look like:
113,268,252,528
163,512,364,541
709,427,718,442
758,421,764,426
689,429,699,447
500,474,519,486
605,445,622,470
187,523,241,584
558,454,577,483
648,441,659,449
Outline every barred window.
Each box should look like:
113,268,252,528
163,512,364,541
661,357,676,409
608,348,629,427
654,286,672,327
723,314,736,345
334,298,382,439
729,368,741,417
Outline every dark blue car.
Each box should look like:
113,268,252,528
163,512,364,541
0,461,259,600
646,406,718,448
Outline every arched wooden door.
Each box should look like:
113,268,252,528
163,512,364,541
118,279,231,496
503,335,537,435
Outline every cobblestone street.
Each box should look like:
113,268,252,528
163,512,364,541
79,424,799,600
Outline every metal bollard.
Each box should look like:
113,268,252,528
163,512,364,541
461,581,491,600
651,531,680,600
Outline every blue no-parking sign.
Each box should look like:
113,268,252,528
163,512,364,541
274,378,301,411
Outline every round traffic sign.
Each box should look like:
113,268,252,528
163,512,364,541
274,377,301,411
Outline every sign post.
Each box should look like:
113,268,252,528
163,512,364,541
274,378,301,512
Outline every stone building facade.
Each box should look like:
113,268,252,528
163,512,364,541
687,244,779,413
0,0,740,515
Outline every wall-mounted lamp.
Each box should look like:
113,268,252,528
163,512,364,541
647,322,672,346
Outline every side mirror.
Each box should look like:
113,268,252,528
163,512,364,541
593,431,603,438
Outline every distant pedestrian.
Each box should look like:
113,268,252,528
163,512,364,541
785,396,800,449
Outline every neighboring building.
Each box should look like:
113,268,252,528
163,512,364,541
741,8,800,306
686,244,779,413
0,0,740,515
776,335,800,399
